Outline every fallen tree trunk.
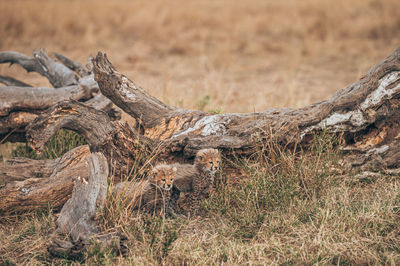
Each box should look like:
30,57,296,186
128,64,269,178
92,47,400,169
0,50,120,142
26,101,153,181
24,47,400,173
0,145,90,214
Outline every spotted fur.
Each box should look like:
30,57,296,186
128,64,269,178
171,148,221,214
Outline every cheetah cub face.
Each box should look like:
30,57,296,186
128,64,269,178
195,148,221,174
150,164,177,190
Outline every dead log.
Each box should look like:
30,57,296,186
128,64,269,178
11,46,398,216
0,85,96,117
90,47,400,169
0,50,120,142
23,47,400,178
49,152,124,258
0,49,77,88
0,145,90,214
54,52,90,78
26,101,153,181
55,152,108,242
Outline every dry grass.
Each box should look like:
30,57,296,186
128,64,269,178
1,0,400,112
2,133,399,264
1,0,400,264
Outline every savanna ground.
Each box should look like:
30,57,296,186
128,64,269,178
1,0,400,264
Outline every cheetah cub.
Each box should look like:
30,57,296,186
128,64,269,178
114,164,176,216
171,148,221,214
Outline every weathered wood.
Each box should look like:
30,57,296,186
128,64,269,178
0,157,57,185
15,46,399,215
91,48,400,168
0,85,96,117
26,101,152,181
1,46,399,230
0,50,120,142
85,94,121,121
93,52,180,130
48,152,124,258
0,145,90,214
0,75,32,87
56,152,108,242
26,101,116,151
0,51,43,74
0,49,78,88
54,52,89,77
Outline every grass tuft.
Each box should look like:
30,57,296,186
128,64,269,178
1,130,399,264
12,129,86,160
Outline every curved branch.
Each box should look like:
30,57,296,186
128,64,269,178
26,100,152,180
26,101,116,153
92,52,179,129
33,49,78,87
0,75,32,87
0,51,42,73
54,52,89,77
0,50,78,88
56,152,108,242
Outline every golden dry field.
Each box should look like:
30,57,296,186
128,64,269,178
1,0,400,112
1,0,400,264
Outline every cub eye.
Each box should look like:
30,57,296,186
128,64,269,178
162,179,166,182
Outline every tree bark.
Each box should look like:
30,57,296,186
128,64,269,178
91,48,400,169
0,46,395,215
0,49,77,88
0,50,120,142
49,152,123,258
0,145,90,214
26,101,153,181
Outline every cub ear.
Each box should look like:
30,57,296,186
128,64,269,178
152,168,158,176
172,167,177,172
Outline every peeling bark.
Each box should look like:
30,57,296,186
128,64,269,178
91,48,400,168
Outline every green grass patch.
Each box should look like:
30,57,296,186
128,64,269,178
12,129,86,160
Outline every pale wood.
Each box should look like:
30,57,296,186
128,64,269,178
0,146,90,214
0,50,120,142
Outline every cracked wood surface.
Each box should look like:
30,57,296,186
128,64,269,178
0,50,120,142
0,146,90,214
91,47,400,168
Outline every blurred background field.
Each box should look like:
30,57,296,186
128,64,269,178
1,0,400,113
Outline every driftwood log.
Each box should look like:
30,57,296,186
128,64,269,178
1,46,400,255
0,49,120,143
